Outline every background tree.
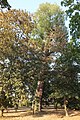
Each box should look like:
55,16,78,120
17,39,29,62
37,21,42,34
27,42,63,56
51,41,80,116
61,0,80,39
0,0,11,10
0,9,33,116
48,0,80,116
0,8,52,114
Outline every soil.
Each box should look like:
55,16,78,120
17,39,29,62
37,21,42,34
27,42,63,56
0,107,80,120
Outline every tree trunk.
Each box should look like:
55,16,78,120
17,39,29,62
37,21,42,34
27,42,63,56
0,109,4,117
39,96,42,112
33,81,44,113
64,97,68,116
55,102,58,111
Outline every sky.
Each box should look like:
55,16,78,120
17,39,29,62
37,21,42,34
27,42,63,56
8,0,62,13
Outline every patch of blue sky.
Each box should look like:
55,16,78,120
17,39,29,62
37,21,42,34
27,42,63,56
8,0,62,13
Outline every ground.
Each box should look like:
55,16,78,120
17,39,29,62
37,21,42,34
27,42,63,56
0,107,80,120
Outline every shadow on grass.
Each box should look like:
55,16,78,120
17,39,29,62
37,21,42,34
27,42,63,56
19,108,80,118
19,108,65,118
1,107,80,118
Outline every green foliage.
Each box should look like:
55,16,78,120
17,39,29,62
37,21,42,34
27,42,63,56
0,8,52,111
0,1,80,112
32,2,68,41
50,41,80,108
61,0,80,39
0,9,34,109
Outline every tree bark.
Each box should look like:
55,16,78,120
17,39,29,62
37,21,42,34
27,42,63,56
64,97,68,116
33,81,44,113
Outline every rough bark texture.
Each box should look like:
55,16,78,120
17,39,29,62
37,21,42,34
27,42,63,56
33,81,44,113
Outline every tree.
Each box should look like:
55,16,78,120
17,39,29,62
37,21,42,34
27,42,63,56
0,0,11,10
50,40,80,116
59,0,80,115
23,39,52,112
0,9,33,116
47,0,80,116
61,0,80,39
31,3,68,112
0,8,52,114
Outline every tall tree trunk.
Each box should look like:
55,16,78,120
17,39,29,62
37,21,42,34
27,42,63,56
33,81,44,113
64,97,68,116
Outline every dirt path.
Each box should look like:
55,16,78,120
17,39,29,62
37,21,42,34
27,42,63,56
0,108,80,120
